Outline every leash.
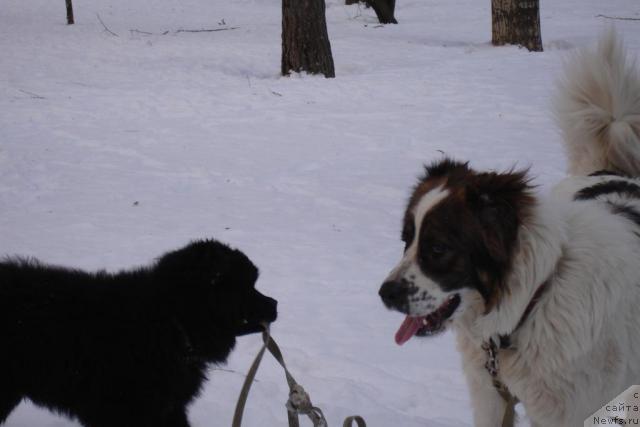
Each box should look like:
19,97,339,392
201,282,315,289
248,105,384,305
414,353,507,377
232,325,367,427
482,338,517,427
480,277,552,427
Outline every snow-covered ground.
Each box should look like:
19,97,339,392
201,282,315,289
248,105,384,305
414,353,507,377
1,0,639,425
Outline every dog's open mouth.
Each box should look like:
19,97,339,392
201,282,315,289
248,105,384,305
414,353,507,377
394,294,461,345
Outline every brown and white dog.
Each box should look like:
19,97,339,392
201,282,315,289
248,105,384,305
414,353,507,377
379,31,640,426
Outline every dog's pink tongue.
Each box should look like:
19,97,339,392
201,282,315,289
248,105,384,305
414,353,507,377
395,316,422,345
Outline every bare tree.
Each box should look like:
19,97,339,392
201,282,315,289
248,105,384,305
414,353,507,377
66,0,74,24
492,0,542,52
282,0,335,78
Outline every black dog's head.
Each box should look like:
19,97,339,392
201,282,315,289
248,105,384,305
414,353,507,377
154,239,277,356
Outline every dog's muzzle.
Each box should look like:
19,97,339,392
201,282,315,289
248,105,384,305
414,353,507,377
236,294,278,337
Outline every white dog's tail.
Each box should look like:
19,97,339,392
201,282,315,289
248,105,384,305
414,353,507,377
554,30,640,177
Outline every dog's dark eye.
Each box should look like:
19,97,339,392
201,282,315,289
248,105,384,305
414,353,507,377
426,242,449,259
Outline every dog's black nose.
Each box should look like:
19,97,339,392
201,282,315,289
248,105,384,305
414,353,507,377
379,281,408,310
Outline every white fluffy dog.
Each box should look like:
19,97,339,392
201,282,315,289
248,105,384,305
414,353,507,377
379,30,640,426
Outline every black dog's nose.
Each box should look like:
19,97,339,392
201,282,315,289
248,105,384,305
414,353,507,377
379,281,408,310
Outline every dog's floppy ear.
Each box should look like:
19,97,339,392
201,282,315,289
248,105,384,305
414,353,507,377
467,169,534,264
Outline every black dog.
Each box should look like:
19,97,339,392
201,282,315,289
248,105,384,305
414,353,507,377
0,239,277,427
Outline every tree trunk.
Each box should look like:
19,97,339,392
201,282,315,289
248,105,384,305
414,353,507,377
492,0,542,52
66,0,74,25
282,0,335,78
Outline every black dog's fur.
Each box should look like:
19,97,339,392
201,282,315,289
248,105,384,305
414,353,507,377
0,239,277,427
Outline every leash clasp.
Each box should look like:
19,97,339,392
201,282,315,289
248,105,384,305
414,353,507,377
482,338,499,378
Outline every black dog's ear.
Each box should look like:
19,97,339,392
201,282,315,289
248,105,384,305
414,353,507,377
467,169,534,264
